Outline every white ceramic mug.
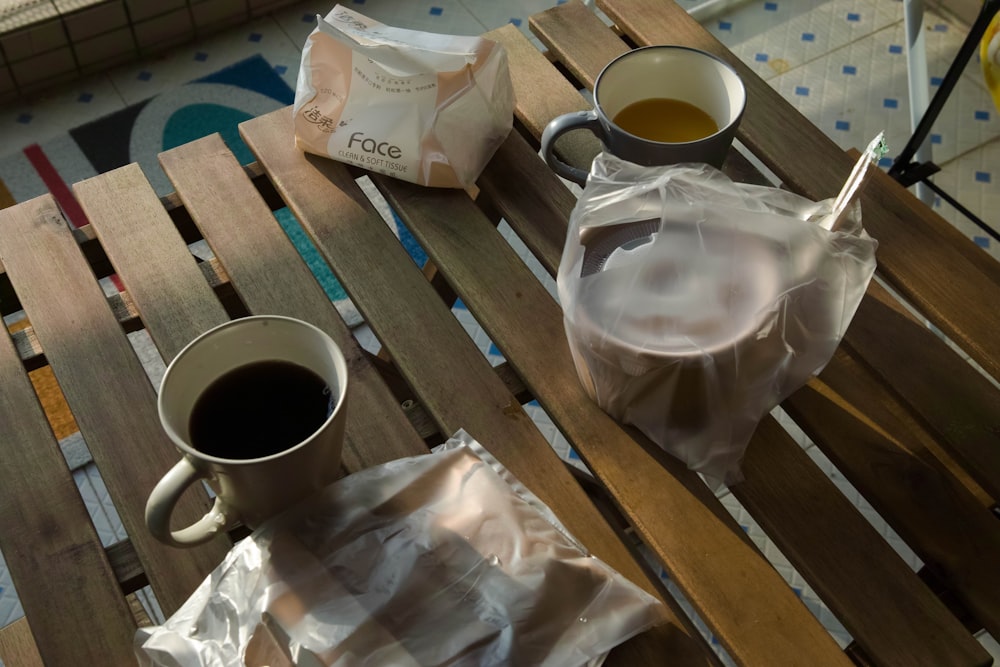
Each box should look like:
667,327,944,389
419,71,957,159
146,315,349,548
541,46,747,185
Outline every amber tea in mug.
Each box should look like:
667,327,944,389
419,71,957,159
612,98,720,143
541,46,746,184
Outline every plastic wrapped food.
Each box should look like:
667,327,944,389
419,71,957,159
557,154,878,487
135,431,665,666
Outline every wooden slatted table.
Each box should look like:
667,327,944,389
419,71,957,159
1,1,998,665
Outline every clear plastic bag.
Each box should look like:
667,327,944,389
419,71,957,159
135,431,665,666
557,155,878,488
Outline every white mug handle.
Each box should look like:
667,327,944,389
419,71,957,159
145,456,231,548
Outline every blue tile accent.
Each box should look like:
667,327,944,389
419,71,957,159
931,133,942,144
932,23,947,31
557,0,568,4
301,13,313,22
791,587,803,598
975,171,991,183
795,85,809,96
847,12,860,21
274,65,287,75
974,236,990,248
764,2,778,10
740,525,750,532
429,6,443,15
567,447,581,460
194,51,208,62
453,298,467,310
975,110,990,121
718,20,732,30
138,71,153,81
934,196,942,208
842,65,857,75
889,44,903,54
835,120,850,130
801,32,815,41
488,343,502,357
527,399,540,407
78,92,93,103
883,97,899,109
878,156,894,168
16,113,31,124
930,76,943,86
755,52,768,62
509,17,522,26
248,33,262,43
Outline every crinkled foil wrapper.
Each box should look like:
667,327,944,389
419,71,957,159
136,431,666,666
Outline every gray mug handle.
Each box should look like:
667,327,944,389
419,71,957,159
541,110,603,186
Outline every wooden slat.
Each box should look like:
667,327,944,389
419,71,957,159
0,619,43,667
12,258,238,372
733,417,991,666
529,0,628,90
785,348,1000,641
478,124,579,277
240,109,717,667
0,195,229,616
845,284,1000,501
158,133,427,472
595,0,1000,383
484,25,601,172
0,288,137,665
367,173,851,665
0,162,279,320
73,164,231,363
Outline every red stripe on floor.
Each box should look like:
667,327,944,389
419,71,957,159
23,143,90,229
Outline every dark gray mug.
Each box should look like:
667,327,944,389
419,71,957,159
541,46,747,185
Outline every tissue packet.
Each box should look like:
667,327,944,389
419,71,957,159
293,5,514,189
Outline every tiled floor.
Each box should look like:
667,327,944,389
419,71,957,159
1,0,998,663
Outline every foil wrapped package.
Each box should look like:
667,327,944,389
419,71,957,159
135,431,665,666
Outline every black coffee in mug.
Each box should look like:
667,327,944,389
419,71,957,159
189,359,333,460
